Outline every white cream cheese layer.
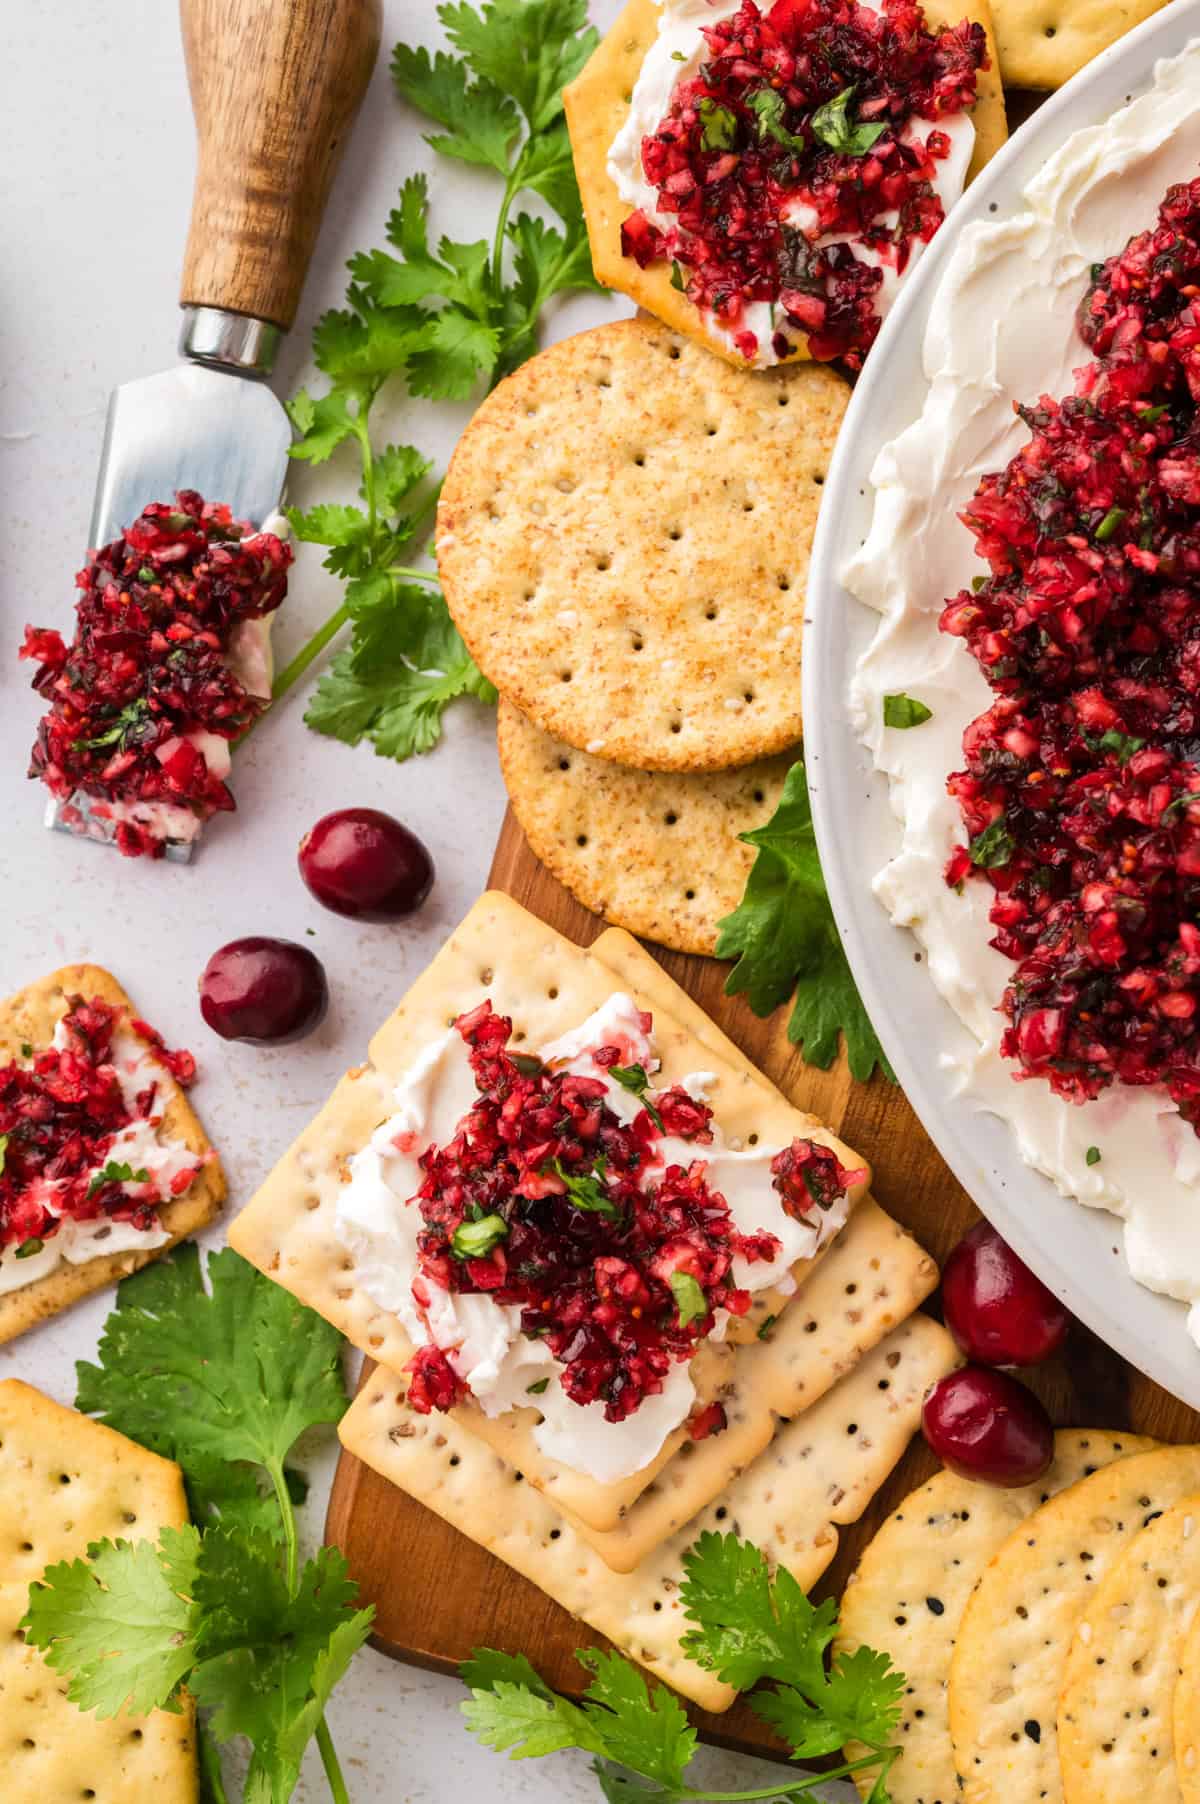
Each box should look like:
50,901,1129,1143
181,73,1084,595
844,40,1200,1345
607,0,975,366
335,993,846,1481
0,1030,198,1297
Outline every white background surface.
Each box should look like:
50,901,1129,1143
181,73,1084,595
0,4,830,1799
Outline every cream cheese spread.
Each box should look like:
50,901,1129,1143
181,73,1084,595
607,0,975,367
844,40,1200,1345
335,992,848,1481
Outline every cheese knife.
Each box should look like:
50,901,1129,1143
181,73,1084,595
50,0,382,857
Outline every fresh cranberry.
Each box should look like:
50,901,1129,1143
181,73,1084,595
942,1222,1070,1366
199,937,328,1044
922,1366,1054,1487
297,807,434,921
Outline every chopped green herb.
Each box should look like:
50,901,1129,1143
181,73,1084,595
1086,727,1145,765
883,693,933,730
526,1377,551,1395
137,565,156,582
671,48,687,60
669,1270,708,1329
698,96,738,150
550,1156,620,1219
810,84,887,156
509,1051,545,1077
79,699,152,752
670,260,686,291
15,1237,44,1260
608,1063,665,1131
1085,1146,1101,1166
451,1213,509,1260
1094,505,1126,543
1138,404,1168,424
747,86,806,153
968,815,1015,869
19,1043,32,1059
756,1313,777,1341
971,573,987,592
1164,790,1200,821
86,1160,150,1199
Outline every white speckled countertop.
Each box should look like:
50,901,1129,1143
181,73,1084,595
0,4,848,1797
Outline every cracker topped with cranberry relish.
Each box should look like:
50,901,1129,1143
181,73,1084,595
21,489,291,859
566,0,1006,371
0,964,224,1339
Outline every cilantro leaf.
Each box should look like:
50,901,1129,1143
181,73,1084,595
678,1532,835,1695
87,1159,149,1198
748,87,806,153
883,692,933,729
285,388,358,465
23,1526,201,1718
463,1679,610,1760
822,1643,906,1747
608,1063,665,1131
698,96,738,150
551,1155,620,1218
440,0,598,133
669,1270,708,1329
716,759,893,1081
390,42,518,171
461,1647,558,1697
577,1648,697,1788
810,85,887,156
968,815,1014,869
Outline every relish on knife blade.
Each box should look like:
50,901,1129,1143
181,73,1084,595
942,178,1200,1125
21,490,291,858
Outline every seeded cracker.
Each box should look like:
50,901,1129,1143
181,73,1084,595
0,1378,196,1803
228,893,872,1536
436,318,848,773
563,0,1007,368
948,1445,1200,1804
338,1312,957,1712
498,699,793,953
989,0,1168,89
0,965,224,1343
834,1430,1155,1804
1174,1606,1200,1803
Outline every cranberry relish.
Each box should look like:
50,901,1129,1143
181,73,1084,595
942,178,1200,1122
0,998,199,1262
21,490,291,858
404,1001,862,1420
621,0,984,368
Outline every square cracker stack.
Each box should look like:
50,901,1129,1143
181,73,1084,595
0,1378,196,1804
0,965,225,1343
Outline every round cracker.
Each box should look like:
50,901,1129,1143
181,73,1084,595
1175,1605,1200,1803
497,698,792,954
834,1431,1156,1804
437,317,849,773
990,0,1168,90
948,1445,1200,1804
1059,1491,1200,1804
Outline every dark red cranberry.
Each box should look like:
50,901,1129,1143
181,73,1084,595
922,1366,1054,1487
942,1221,1071,1367
297,807,434,921
199,937,328,1044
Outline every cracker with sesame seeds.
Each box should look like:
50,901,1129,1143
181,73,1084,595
338,1312,957,1713
1059,1489,1200,1804
834,1430,1156,1804
436,317,848,773
563,0,1007,369
0,1378,196,1804
948,1445,1200,1804
498,698,793,954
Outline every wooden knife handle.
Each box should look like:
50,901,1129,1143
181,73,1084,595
179,0,382,331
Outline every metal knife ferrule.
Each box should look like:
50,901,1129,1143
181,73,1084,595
179,306,282,379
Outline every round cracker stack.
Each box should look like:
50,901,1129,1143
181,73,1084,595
437,316,849,774
498,698,791,956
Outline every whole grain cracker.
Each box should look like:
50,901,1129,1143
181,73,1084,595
948,1445,1200,1804
990,0,1168,89
499,698,793,954
0,1378,195,1804
1174,1606,1200,1803
0,965,224,1343
834,1430,1156,1804
229,892,870,1534
1059,1489,1200,1803
436,318,849,772
339,1312,957,1712
563,0,1007,367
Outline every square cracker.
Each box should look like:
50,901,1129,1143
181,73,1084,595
339,1311,958,1713
0,965,225,1344
564,0,1008,369
230,892,870,1533
990,0,1167,89
0,1377,195,1803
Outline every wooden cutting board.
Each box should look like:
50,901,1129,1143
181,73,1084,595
325,805,1200,1761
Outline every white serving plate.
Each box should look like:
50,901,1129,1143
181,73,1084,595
804,0,1200,1408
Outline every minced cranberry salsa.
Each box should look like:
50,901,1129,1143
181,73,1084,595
942,178,1200,1126
21,490,291,858
404,1001,862,1422
0,998,199,1265
620,0,985,368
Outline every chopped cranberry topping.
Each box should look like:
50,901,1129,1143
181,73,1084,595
403,1002,859,1422
689,1400,729,1441
941,178,1200,1124
0,998,201,1258
405,1345,468,1414
21,490,291,858
624,0,984,369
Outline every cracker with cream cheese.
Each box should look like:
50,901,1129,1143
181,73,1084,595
564,0,1008,370
338,1311,957,1713
0,1378,196,1804
0,965,225,1344
229,892,870,1536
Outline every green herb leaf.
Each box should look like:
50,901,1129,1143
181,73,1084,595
550,1156,620,1219
1094,505,1127,543
390,42,518,172
968,815,1015,869
748,86,806,153
78,699,152,752
608,1063,665,1131
716,759,893,1081
883,693,933,729
526,1377,551,1395
698,96,738,150
15,1237,44,1259
1138,403,1168,423
668,1270,708,1329
1086,1145,1101,1166
810,84,887,156
756,1313,777,1341
452,1213,509,1259
86,1160,149,1199
19,1043,32,1059
1164,789,1200,821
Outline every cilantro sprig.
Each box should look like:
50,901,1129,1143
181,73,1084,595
274,0,600,765
609,1063,665,1131
25,1246,371,1804
462,1533,905,1800
716,759,893,1082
